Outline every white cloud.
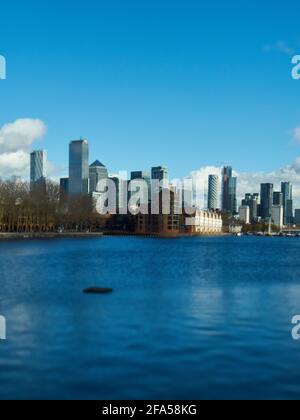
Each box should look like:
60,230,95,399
0,118,47,154
0,118,47,178
0,150,30,177
263,41,295,56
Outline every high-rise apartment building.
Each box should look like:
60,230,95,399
69,139,89,195
221,166,237,214
207,175,219,210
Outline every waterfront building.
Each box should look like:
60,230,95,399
221,166,237,215
260,183,274,220
242,193,259,223
271,205,283,229
239,205,250,224
207,175,219,210
186,210,223,235
281,182,293,225
89,161,108,193
30,150,47,187
69,139,89,195
135,189,181,235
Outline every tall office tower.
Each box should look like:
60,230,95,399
151,166,169,196
273,191,283,206
221,166,237,214
151,166,168,183
131,171,151,183
281,182,293,225
207,175,219,210
60,178,69,195
89,160,108,193
30,150,47,185
242,193,259,223
69,139,89,195
130,171,151,205
260,183,274,220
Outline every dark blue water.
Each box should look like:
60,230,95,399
0,236,300,400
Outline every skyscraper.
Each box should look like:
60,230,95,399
273,191,283,206
130,171,151,205
151,166,168,183
221,167,237,214
89,160,108,193
242,193,259,223
30,150,47,184
207,175,219,210
151,166,169,195
69,139,89,195
260,183,273,220
281,182,293,225
131,171,151,183
60,178,69,195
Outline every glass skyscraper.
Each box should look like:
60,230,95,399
30,150,47,184
207,175,219,210
281,182,293,225
151,166,169,195
151,166,168,183
260,183,274,220
221,167,237,214
130,171,151,205
273,191,283,206
69,140,89,195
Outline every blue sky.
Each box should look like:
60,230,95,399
1,0,300,186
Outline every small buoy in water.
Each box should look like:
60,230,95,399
83,287,113,294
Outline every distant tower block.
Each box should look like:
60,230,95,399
69,139,89,195
208,175,219,210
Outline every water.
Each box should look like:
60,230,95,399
0,236,300,400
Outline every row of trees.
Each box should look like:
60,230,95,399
0,180,108,233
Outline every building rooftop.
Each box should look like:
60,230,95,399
90,160,106,168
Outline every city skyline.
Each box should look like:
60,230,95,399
26,137,297,227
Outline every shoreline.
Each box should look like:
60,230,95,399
0,232,104,241
0,231,229,241
0,232,298,241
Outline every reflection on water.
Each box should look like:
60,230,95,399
0,236,300,399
